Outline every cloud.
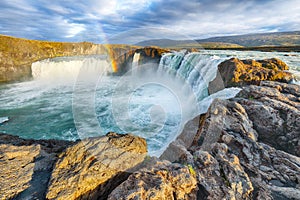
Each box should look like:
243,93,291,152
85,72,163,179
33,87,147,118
0,0,299,43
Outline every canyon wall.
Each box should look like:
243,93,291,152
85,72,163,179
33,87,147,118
0,35,139,82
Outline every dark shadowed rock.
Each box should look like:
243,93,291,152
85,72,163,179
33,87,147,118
159,80,300,200
0,133,73,200
113,46,170,74
46,132,147,200
188,97,300,199
108,159,197,200
160,116,200,162
236,81,300,156
0,144,40,199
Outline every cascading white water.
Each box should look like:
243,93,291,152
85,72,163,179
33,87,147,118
1,51,243,156
132,53,140,68
106,51,241,155
158,52,228,102
1,50,298,156
31,55,110,83
131,52,141,75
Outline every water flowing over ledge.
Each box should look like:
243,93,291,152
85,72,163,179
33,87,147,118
5,50,291,156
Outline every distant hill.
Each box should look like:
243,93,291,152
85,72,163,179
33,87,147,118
136,31,300,48
136,39,195,48
198,31,300,47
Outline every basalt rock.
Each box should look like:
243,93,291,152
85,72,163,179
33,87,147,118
161,81,300,199
0,143,41,199
108,159,197,200
236,81,300,156
208,57,294,93
46,132,147,200
0,132,147,200
189,98,299,199
114,46,170,74
0,34,171,81
0,133,73,200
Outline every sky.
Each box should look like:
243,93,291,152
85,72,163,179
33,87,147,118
0,0,300,44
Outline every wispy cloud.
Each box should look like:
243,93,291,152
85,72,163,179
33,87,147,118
0,0,299,43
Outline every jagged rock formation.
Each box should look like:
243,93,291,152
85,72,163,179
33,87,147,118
0,133,146,200
108,159,197,200
113,46,170,74
46,132,147,200
209,57,294,93
161,81,300,199
236,81,300,156
0,133,73,200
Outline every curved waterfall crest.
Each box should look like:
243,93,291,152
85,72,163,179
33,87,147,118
22,51,241,156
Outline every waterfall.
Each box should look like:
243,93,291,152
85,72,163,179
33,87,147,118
131,52,141,75
158,52,240,114
31,56,110,83
157,51,185,75
132,53,140,69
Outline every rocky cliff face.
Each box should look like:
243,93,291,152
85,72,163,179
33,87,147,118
0,35,170,82
0,35,138,82
106,80,300,200
112,46,170,74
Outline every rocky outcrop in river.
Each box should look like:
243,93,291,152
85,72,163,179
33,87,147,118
209,57,294,94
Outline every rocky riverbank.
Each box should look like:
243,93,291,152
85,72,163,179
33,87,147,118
0,56,299,199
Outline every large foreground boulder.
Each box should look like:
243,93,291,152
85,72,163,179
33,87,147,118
108,159,197,200
0,132,147,200
209,57,294,93
192,97,300,199
0,134,73,199
0,144,40,199
46,132,147,200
